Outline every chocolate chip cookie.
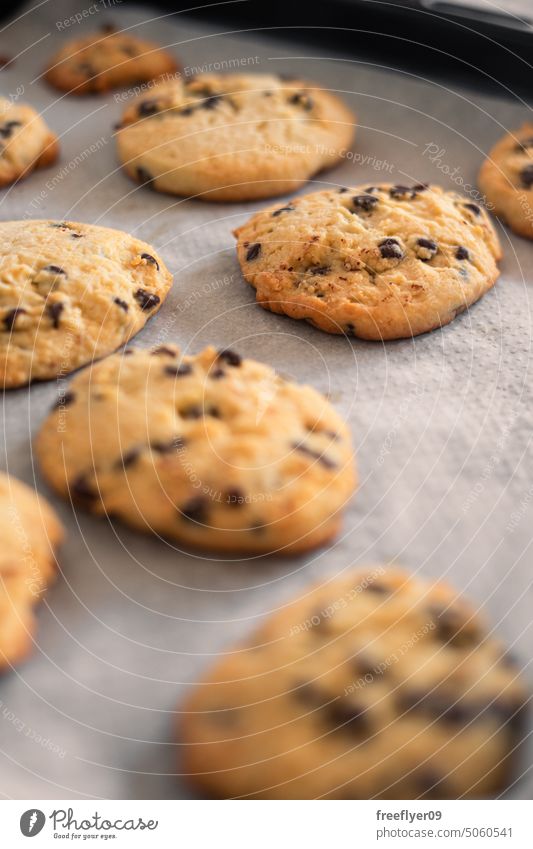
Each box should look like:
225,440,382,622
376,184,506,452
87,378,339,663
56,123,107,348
235,183,501,339
45,26,179,95
0,97,58,186
116,73,355,201
0,471,64,670
36,345,355,555
478,123,533,239
180,566,527,799
0,219,172,388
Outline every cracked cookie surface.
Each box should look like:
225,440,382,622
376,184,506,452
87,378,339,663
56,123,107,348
0,97,58,186
36,345,355,555
0,471,63,670
116,73,355,201
45,27,179,95
0,219,172,388
478,123,533,240
181,566,527,799
235,183,501,339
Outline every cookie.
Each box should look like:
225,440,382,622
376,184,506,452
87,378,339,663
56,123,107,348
36,345,355,554
180,566,527,799
45,26,179,95
0,219,172,388
478,123,533,240
116,73,355,201
234,183,502,339
0,471,64,670
0,97,58,186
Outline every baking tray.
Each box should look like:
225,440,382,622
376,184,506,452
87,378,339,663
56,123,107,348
0,0,531,799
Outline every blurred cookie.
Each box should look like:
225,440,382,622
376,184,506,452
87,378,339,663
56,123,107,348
181,566,527,799
36,345,355,554
479,123,533,239
0,97,58,186
116,73,355,201
0,219,172,388
0,471,63,670
45,26,179,95
235,183,501,339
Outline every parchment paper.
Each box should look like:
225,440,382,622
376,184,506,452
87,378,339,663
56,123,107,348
0,0,531,799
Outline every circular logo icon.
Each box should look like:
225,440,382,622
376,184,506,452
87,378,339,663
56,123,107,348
20,810,46,837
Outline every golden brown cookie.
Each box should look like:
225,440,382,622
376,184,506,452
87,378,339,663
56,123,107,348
180,567,527,799
478,123,533,239
36,345,355,555
0,97,58,186
0,219,172,388
45,26,179,95
116,73,355,201
235,183,502,339
0,471,64,670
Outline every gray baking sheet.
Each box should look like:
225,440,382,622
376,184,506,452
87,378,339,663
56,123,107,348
0,0,532,800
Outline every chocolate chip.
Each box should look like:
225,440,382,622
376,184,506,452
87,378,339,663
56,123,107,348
415,771,448,798
77,62,95,78
4,307,25,330
210,367,225,379
181,405,203,419
463,202,480,216
327,701,370,736
429,605,479,647
272,204,294,217
245,243,261,261
43,265,66,275
114,297,128,312
218,349,242,367
521,164,533,188
118,447,140,468
455,246,470,261
310,266,331,276
71,474,97,503
293,442,336,469
345,323,356,336
415,237,438,261
151,346,176,356
353,194,378,213
179,106,195,117
134,289,160,311
52,390,75,410
225,487,245,506
379,238,404,260
47,302,64,329
180,496,208,523
516,137,533,151
338,187,349,193
390,185,418,199
289,91,313,110
165,363,192,377
351,654,383,678
152,436,186,453
141,252,160,271
202,94,222,109
136,166,154,187
0,120,21,139
138,99,160,117
365,581,390,595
